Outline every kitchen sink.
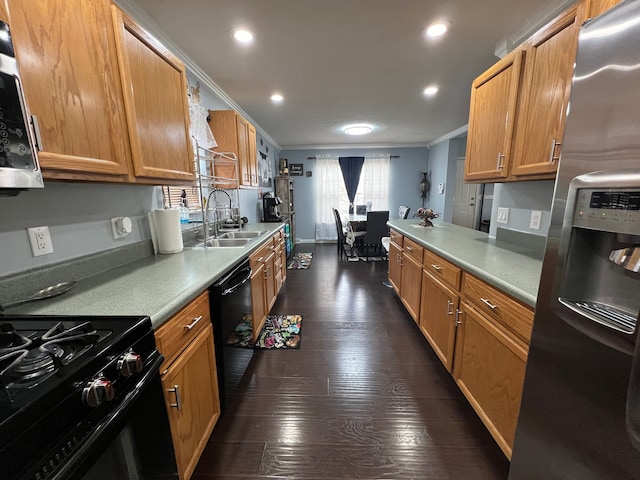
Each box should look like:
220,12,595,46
184,237,252,248
217,231,265,239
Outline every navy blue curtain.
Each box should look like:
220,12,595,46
338,156,364,214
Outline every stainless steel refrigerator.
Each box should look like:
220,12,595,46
509,2,640,478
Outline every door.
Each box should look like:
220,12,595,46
162,324,220,480
420,272,459,372
9,0,131,179
510,2,586,178
111,7,195,183
388,241,402,294
464,49,524,182
452,158,481,229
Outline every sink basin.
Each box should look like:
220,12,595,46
183,237,251,248
218,231,265,239
203,238,251,247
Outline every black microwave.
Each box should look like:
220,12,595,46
0,20,43,194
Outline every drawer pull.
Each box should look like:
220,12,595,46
168,385,181,410
256,256,264,263
431,264,442,271
184,315,203,330
480,298,498,310
447,300,453,316
405,246,413,251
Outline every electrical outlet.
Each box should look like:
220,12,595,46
497,207,509,224
27,226,54,257
530,210,542,230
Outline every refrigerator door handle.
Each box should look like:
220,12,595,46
626,326,640,452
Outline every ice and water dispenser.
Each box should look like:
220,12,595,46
555,171,640,354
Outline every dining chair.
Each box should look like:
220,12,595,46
332,208,349,260
398,205,410,219
363,210,390,260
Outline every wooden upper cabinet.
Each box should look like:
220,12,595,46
208,110,257,187
588,0,621,18
464,48,524,182
0,1,8,23
8,0,132,180
510,1,587,179
111,7,194,183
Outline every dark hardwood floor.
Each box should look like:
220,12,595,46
193,244,510,479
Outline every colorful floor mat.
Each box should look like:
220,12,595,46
287,252,313,269
224,314,303,350
255,314,302,350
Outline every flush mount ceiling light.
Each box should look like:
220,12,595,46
423,85,439,96
232,28,255,44
423,21,449,38
343,124,373,136
270,93,284,103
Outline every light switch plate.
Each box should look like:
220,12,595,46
497,207,509,224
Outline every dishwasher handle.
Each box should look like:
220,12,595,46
215,265,252,296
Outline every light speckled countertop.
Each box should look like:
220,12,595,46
388,219,544,307
7,223,284,329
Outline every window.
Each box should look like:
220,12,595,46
315,154,390,240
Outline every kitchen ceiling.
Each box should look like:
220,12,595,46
128,0,573,149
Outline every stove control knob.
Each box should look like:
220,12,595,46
82,377,114,408
117,351,143,378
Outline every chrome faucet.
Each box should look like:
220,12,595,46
204,188,233,239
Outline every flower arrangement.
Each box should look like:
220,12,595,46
414,207,439,227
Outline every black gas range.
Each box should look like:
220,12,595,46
0,315,178,480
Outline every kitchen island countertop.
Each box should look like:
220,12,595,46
387,219,544,307
6,223,284,329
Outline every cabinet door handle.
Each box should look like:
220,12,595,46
31,115,44,151
431,264,442,271
455,309,462,326
480,298,498,310
184,315,203,330
447,300,454,316
548,139,562,163
496,152,505,169
168,385,181,410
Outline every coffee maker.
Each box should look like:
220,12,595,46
263,194,282,222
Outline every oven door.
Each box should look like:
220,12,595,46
42,351,178,480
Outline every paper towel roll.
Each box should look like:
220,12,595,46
152,208,183,254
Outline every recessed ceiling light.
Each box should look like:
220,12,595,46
232,28,254,44
423,85,439,96
270,93,284,102
424,22,449,38
343,124,373,136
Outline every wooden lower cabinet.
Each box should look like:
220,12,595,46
400,253,422,322
155,291,220,480
249,231,285,340
250,261,267,340
393,233,533,460
453,301,528,460
162,324,219,480
388,240,402,293
419,271,459,372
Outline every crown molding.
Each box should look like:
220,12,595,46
426,124,468,148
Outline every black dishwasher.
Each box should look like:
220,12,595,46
209,259,254,413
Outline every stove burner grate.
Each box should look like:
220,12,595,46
0,321,101,392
